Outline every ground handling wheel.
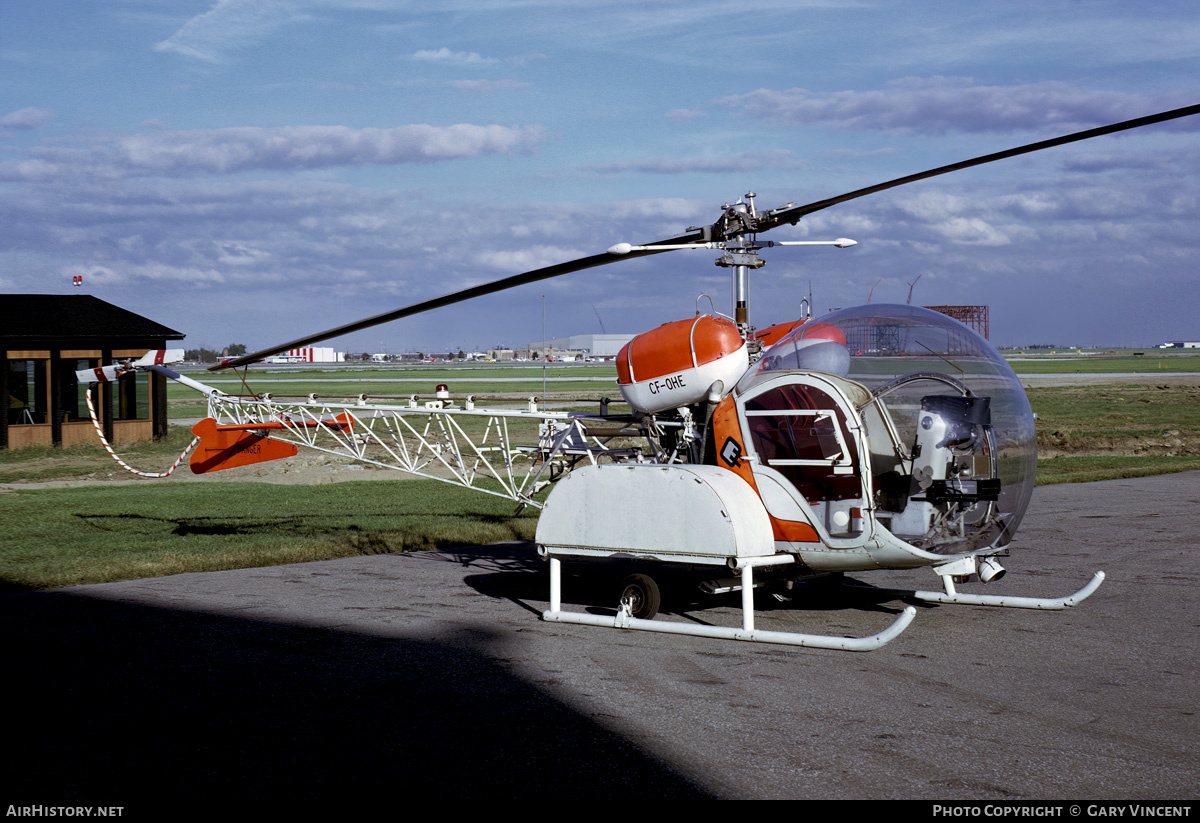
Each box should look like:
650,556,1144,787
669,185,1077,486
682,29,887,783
619,573,661,620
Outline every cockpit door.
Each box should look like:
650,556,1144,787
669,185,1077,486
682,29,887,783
736,373,873,549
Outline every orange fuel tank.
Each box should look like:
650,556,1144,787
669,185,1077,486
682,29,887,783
616,315,749,414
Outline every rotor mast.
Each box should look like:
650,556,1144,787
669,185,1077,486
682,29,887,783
715,192,765,342
704,192,855,348
612,194,856,349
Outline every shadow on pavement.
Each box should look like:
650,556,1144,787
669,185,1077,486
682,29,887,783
2,584,713,815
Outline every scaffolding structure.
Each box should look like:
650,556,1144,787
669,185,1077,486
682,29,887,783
924,305,989,340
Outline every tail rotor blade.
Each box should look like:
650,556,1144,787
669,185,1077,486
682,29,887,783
132,349,185,367
77,364,123,384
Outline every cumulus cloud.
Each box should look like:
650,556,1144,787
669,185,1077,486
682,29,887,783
821,147,897,160
890,190,975,222
606,198,708,221
388,79,528,91
0,123,545,180
154,0,309,64
1059,152,1178,173
412,47,498,65
584,150,798,175
719,78,1199,135
3,143,1194,351
475,245,588,272
1,107,54,130
441,79,529,91
930,216,1012,246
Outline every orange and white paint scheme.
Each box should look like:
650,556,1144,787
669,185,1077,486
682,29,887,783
616,315,749,414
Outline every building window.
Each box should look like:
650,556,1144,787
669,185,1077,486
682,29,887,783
115,369,149,420
7,359,47,425
64,359,100,423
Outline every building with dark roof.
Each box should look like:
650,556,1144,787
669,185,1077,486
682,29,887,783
2,294,184,449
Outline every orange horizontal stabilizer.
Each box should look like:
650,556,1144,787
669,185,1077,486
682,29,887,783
189,418,299,474
214,412,353,433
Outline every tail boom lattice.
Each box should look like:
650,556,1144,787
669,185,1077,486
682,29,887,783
198,393,638,506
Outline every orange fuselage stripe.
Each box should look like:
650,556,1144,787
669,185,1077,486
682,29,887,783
709,394,820,544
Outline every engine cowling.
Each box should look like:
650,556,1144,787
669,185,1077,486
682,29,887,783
616,315,748,414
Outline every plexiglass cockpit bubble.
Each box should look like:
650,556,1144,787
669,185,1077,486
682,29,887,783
744,304,1036,555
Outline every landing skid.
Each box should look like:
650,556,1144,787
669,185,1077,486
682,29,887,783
541,556,916,651
855,570,1106,610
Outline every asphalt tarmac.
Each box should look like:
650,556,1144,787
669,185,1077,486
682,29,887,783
3,472,1197,807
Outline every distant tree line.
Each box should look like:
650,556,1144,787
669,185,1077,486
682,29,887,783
185,344,247,363
350,351,470,362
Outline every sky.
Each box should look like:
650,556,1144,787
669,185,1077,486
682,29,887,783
2,0,1198,354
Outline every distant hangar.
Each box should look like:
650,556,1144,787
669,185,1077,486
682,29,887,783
527,334,634,360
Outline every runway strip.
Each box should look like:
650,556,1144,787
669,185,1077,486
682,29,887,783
3,472,1197,805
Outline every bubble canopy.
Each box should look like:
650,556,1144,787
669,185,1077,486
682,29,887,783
747,304,1036,552
752,304,1011,382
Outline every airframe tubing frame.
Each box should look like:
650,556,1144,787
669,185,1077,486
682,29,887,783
541,553,917,651
196,390,642,507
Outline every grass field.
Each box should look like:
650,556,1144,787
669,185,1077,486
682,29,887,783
0,426,204,484
0,479,538,592
1027,382,1200,483
1008,353,1200,374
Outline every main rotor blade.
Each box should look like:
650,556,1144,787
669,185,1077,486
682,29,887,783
756,102,1200,232
211,237,697,370
213,102,1198,370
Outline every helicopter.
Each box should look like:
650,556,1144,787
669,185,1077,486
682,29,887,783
82,102,1199,651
